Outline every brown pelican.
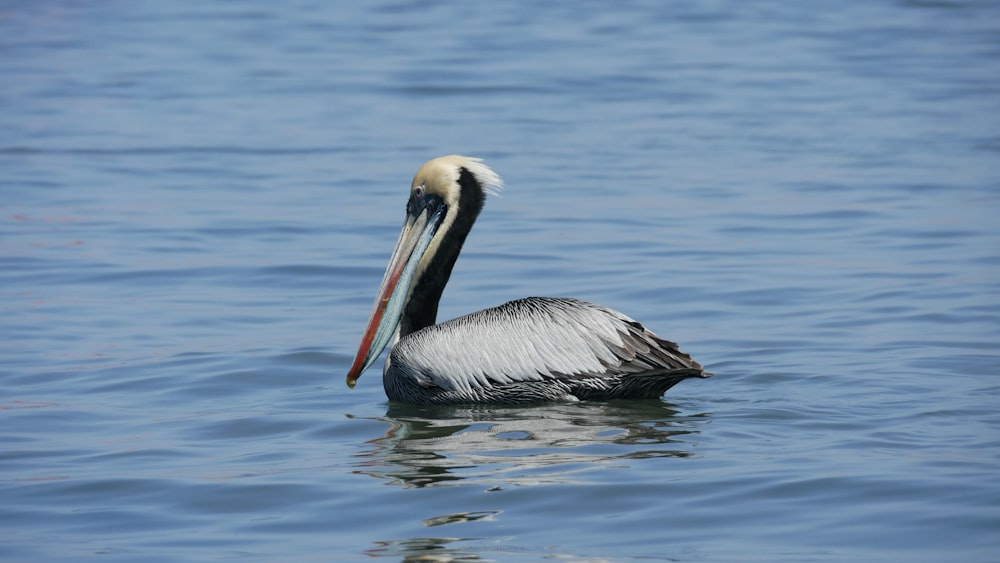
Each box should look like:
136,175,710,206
346,155,711,405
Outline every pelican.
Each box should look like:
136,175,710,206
346,155,711,405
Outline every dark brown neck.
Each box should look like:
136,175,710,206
398,168,484,337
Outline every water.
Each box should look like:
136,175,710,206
2,1,999,560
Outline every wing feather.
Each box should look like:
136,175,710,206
390,297,702,394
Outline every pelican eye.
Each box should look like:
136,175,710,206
407,187,444,217
407,186,425,215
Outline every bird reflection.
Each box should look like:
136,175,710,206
352,400,710,489
364,536,489,562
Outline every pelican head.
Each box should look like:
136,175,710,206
346,155,502,388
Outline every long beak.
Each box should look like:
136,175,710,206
346,204,444,388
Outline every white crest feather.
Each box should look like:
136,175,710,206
458,156,504,197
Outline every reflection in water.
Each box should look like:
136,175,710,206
355,402,711,560
365,536,500,562
352,400,711,489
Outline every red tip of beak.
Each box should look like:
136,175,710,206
345,273,397,389
345,314,379,389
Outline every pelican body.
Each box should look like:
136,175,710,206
346,156,711,405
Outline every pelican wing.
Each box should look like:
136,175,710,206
389,297,702,397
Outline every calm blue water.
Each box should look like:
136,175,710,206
3,1,999,561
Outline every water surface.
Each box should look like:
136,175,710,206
2,1,999,561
